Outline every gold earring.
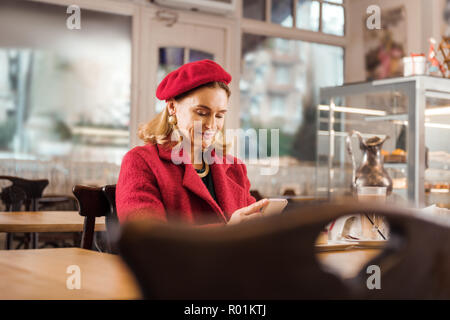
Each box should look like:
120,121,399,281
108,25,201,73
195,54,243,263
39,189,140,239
168,115,177,125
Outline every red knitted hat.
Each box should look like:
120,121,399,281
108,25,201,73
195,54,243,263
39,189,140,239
156,59,232,101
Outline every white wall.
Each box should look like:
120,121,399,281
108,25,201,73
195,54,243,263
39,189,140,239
345,0,446,83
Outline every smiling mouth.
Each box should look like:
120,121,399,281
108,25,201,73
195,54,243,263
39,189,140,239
202,131,215,139
192,131,215,141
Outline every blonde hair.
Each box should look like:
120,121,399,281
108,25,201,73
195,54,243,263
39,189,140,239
138,81,231,152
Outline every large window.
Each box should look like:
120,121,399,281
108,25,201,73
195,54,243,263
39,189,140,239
241,0,345,197
0,1,131,165
240,34,343,160
0,0,131,194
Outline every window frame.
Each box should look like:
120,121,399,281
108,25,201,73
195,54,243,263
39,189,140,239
238,0,347,160
238,0,347,111
241,0,348,47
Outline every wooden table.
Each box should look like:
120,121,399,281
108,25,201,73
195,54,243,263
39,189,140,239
316,247,382,279
0,211,105,233
0,248,140,299
0,211,106,249
0,245,381,299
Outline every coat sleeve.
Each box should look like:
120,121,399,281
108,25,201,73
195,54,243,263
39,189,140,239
116,149,167,224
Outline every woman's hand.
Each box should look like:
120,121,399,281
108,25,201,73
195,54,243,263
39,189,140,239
227,199,269,226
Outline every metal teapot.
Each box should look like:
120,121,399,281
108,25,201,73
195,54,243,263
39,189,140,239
346,131,393,195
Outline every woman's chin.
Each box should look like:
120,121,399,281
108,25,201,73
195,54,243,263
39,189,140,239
189,135,214,150
202,141,212,150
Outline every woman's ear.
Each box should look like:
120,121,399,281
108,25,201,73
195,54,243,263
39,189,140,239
167,100,176,115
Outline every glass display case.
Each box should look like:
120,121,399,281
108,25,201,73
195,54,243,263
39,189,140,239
317,76,450,208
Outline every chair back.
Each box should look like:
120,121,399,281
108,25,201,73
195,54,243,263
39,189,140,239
102,184,119,253
0,185,27,211
72,185,110,250
0,176,48,211
118,202,450,299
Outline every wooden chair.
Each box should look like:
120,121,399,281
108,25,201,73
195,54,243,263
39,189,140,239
118,202,450,299
0,175,76,248
0,175,73,211
0,176,48,211
0,185,27,211
102,184,119,253
0,185,27,249
72,184,115,251
0,176,50,248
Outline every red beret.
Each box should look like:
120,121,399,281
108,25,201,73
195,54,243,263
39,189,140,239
156,59,232,101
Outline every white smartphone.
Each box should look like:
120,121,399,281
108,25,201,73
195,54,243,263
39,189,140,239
261,198,288,216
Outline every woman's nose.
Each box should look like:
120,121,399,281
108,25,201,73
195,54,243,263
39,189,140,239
204,115,215,130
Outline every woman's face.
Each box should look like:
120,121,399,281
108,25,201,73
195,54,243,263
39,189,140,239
168,86,228,150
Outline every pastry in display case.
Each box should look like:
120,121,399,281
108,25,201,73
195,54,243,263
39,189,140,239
383,149,407,163
425,151,450,208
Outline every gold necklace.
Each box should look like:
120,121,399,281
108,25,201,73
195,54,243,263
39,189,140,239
196,162,210,178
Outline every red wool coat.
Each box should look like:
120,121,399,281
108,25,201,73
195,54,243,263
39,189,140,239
116,143,256,225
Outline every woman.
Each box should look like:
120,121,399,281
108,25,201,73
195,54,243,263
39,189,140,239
116,60,268,226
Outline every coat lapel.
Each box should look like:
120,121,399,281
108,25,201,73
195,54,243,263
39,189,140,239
210,160,246,218
181,163,226,221
157,144,228,222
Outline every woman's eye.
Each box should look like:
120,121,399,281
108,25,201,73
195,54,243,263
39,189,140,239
196,111,207,116
216,115,224,119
